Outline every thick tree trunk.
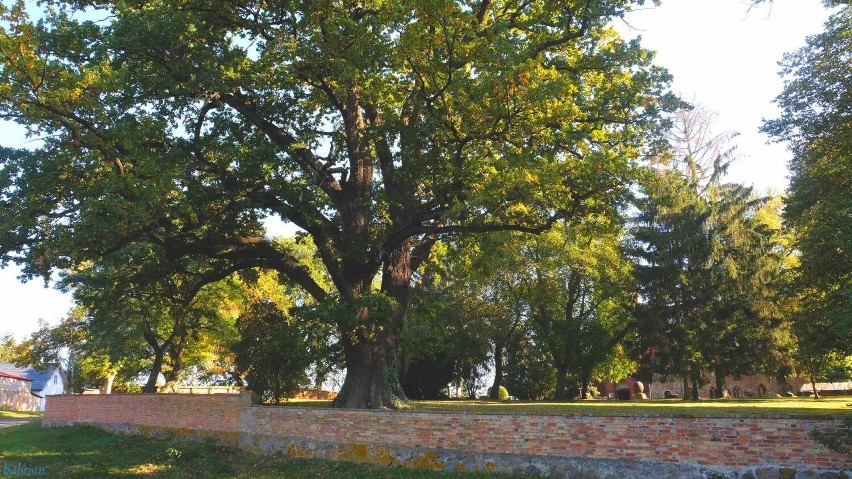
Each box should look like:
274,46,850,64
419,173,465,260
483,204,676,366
714,363,726,399
681,373,690,401
141,323,170,394
163,334,188,392
489,341,504,399
314,369,326,390
690,365,700,400
332,246,412,409
143,348,165,393
102,373,116,394
580,370,591,399
335,339,407,408
809,374,820,400
554,363,570,400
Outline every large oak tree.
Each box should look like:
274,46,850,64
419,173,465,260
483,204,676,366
0,0,673,408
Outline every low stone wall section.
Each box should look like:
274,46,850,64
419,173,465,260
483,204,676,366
44,393,851,478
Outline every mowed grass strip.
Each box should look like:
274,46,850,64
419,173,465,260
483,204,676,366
0,410,43,419
0,422,507,479
283,396,852,416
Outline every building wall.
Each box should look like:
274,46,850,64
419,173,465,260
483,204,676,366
30,369,66,411
598,377,644,400
0,376,40,412
43,393,850,478
37,370,65,397
648,374,811,399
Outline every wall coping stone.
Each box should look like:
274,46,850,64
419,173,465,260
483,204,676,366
261,404,852,421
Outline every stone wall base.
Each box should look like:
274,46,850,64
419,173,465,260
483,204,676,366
42,420,849,479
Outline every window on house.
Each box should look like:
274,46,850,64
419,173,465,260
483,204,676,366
54,376,57,384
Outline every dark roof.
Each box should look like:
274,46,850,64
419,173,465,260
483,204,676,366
0,363,59,392
0,370,32,381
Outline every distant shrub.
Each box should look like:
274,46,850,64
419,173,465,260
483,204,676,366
498,385,509,401
233,302,312,404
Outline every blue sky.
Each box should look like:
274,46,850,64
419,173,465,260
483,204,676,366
0,0,835,340
617,0,832,193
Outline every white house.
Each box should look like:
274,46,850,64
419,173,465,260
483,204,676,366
0,363,66,411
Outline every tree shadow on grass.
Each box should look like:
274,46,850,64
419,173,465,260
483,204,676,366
0,422,504,478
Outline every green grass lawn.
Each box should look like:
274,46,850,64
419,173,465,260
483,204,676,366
0,409,43,419
0,422,506,479
284,396,852,417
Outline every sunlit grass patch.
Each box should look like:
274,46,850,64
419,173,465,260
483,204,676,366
0,422,506,478
411,396,852,416
0,409,43,419
279,396,852,416
121,463,171,475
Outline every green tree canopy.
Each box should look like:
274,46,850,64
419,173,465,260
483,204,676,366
526,219,634,400
401,240,497,400
632,108,790,399
439,232,531,400
71,266,244,392
763,5,852,359
0,332,18,363
0,0,674,408
631,168,712,397
12,311,132,393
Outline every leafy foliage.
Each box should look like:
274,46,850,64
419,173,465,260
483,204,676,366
503,332,556,400
704,191,792,385
0,0,674,408
437,233,530,399
407,219,635,401
631,169,711,393
233,301,313,403
526,219,634,400
632,108,792,399
69,261,245,392
402,247,492,399
763,6,852,360
0,332,18,363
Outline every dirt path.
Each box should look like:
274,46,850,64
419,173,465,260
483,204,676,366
0,418,37,428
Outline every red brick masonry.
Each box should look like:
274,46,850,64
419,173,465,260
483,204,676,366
44,393,850,472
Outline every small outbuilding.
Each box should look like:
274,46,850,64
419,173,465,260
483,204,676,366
0,370,39,411
0,363,66,411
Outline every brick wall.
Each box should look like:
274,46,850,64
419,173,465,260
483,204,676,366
244,406,850,468
44,394,851,477
649,374,811,399
45,393,249,431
